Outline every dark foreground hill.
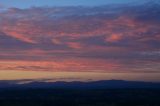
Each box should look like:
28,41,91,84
0,80,160,106
0,88,160,106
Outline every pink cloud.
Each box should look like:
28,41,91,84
0,5,160,73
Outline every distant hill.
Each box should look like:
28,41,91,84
0,80,160,89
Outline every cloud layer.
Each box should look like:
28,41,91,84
0,2,160,72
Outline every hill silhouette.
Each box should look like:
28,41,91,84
0,80,160,89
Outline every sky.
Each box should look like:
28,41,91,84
0,0,147,8
0,0,160,82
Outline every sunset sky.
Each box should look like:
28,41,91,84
0,0,160,82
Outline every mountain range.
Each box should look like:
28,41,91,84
0,80,160,89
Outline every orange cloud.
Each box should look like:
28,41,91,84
106,34,122,42
67,42,83,49
0,58,122,72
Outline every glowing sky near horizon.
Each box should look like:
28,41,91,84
0,0,160,82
